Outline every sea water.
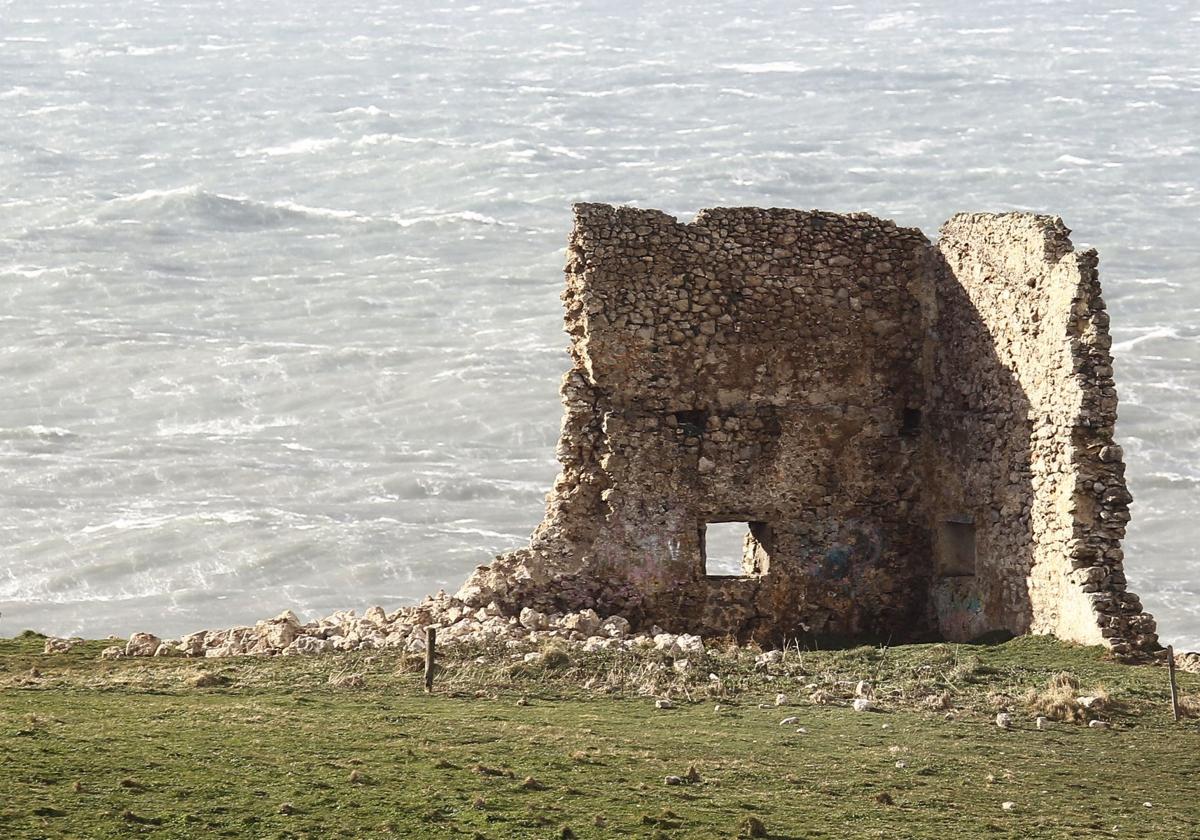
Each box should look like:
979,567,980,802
1,0,1197,648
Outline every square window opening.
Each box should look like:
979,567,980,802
701,520,772,578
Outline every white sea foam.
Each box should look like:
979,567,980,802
1111,327,1183,353
717,62,811,74
155,417,301,438
387,210,513,228
252,138,341,157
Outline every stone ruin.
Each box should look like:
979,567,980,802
457,203,1160,655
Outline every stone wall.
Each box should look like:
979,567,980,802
457,204,1158,652
930,214,1156,653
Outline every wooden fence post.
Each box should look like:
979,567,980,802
1167,644,1180,722
424,627,436,694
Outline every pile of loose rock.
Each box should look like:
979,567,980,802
1176,650,1200,674
68,591,709,661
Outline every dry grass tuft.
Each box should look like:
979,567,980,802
742,815,769,837
188,671,230,688
924,690,952,711
1047,671,1080,691
1178,695,1200,719
947,655,984,684
540,642,571,670
1023,685,1084,722
1024,672,1092,723
328,672,365,689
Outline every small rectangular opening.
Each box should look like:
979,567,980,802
701,520,772,578
901,408,922,437
938,517,976,577
672,410,708,438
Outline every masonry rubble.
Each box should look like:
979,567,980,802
87,593,701,661
60,203,1185,663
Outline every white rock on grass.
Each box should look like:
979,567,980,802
655,698,674,710
755,650,783,668
779,716,799,726
601,615,630,638
852,698,874,712
519,607,549,631
100,645,123,660
125,632,161,657
774,693,789,706
284,636,333,656
1088,719,1108,729
256,610,301,650
995,713,1012,729
362,605,387,625
653,633,682,656
176,632,207,657
1035,716,1048,730
562,609,601,636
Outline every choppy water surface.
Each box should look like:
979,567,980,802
1,0,1197,647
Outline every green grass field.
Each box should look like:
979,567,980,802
2,632,1197,839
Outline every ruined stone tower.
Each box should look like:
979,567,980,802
457,204,1158,653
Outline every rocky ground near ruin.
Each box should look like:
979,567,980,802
3,630,1200,838
37,589,1200,677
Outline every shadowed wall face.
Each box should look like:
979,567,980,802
458,205,1158,652
931,215,1156,654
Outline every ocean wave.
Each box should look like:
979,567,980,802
99,186,375,229
155,416,301,439
865,12,917,31
125,44,185,57
80,513,178,535
0,425,75,440
98,186,512,232
387,210,513,228
717,62,811,74
0,264,64,278
1111,326,1183,353
240,137,342,157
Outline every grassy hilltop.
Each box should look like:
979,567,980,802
1,633,1198,839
